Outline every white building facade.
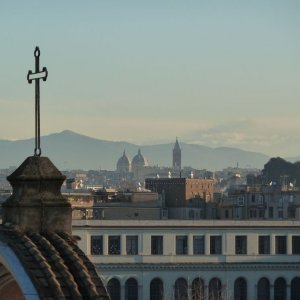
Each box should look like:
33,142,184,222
73,220,300,300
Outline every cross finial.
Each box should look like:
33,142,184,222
27,46,48,156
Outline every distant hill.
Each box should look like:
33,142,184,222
0,130,270,171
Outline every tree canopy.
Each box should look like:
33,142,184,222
262,157,300,186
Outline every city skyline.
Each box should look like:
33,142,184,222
0,1,299,157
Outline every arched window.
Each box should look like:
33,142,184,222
291,277,300,300
234,277,247,300
274,277,286,300
174,278,188,300
125,278,138,300
107,278,121,300
150,278,164,300
209,278,222,300
257,278,270,300
192,278,204,300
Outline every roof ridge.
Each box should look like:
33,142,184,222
58,232,110,298
44,232,107,300
7,230,65,299
28,232,83,299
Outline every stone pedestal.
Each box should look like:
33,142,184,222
2,156,71,233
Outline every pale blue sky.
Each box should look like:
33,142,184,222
0,1,300,156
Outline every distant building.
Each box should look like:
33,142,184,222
145,177,214,208
219,184,300,220
173,137,181,171
131,149,148,182
116,150,131,173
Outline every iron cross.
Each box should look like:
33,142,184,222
27,47,48,156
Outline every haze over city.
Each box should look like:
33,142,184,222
1,1,299,157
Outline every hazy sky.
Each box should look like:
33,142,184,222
0,1,299,157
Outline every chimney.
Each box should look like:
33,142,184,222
2,156,71,233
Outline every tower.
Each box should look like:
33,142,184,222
173,137,181,171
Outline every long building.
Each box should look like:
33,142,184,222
73,219,300,300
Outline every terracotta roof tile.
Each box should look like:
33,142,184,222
0,226,110,300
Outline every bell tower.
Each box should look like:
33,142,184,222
172,137,181,171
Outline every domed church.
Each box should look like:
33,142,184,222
131,149,148,169
116,150,131,173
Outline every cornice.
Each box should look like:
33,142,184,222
95,262,300,272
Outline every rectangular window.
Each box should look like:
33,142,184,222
269,207,274,218
275,236,287,254
193,236,205,255
292,236,300,254
176,236,188,255
126,236,138,255
210,236,222,255
288,207,296,219
258,236,270,254
151,236,163,255
258,210,265,218
91,236,103,255
108,236,121,255
235,236,247,254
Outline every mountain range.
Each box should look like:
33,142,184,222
0,130,281,171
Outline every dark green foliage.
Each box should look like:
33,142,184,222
262,157,300,186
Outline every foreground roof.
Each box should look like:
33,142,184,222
0,225,109,300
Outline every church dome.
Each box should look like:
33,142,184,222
132,149,148,168
117,151,130,173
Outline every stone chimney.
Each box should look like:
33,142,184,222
2,156,71,233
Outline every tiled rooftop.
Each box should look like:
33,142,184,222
0,225,110,300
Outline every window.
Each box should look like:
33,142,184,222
288,207,296,218
126,236,138,255
193,236,205,255
150,278,164,300
209,278,222,300
269,207,274,218
233,207,241,219
108,236,121,255
210,236,222,255
176,236,188,255
278,210,283,219
107,278,121,300
225,210,229,219
259,236,270,254
275,236,287,254
237,196,244,206
257,278,270,300
292,236,300,254
291,277,300,300
151,236,163,255
258,209,265,218
125,278,138,300
91,236,103,255
192,278,205,300
274,277,286,300
235,236,247,255
174,278,188,300
258,195,264,205
234,277,247,300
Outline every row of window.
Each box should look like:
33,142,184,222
91,234,300,255
106,276,300,300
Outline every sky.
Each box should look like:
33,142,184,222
0,1,300,157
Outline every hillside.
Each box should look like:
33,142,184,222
0,130,270,171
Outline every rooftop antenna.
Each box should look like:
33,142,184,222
27,46,48,156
